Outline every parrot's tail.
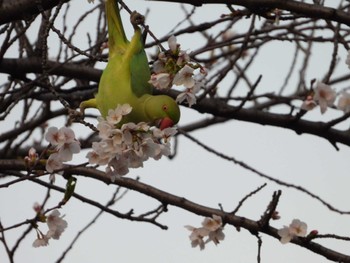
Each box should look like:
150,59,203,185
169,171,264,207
106,0,128,57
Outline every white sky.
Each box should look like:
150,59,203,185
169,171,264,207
1,1,350,263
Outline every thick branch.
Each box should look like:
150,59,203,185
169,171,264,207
150,0,350,27
0,0,69,25
0,58,101,82
156,87,350,147
194,100,350,147
1,159,350,262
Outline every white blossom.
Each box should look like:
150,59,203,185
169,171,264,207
153,59,166,73
173,65,195,88
208,227,225,245
277,219,307,244
202,214,223,231
176,79,201,107
32,209,68,248
168,35,178,53
337,92,350,113
45,127,75,147
185,215,225,250
86,104,176,178
313,82,336,114
45,126,81,173
32,234,49,247
46,210,68,240
176,90,197,107
176,50,190,65
277,226,294,244
45,153,63,173
185,226,209,250
301,95,317,111
58,140,80,162
24,147,39,164
106,104,132,125
149,73,172,90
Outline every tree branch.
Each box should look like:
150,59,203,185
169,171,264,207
149,0,350,26
0,0,70,25
0,58,101,82
1,159,350,262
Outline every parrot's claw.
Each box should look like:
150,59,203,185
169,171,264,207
67,108,84,126
79,98,97,117
130,11,145,28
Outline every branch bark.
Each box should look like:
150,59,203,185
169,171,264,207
0,0,69,25
1,159,350,263
0,58,101,82
149,0,350,26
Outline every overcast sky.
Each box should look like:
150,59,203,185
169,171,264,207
1,1,350,263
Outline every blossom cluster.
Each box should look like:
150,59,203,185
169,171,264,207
32,204,68,247
44,127,81,173
149,35,206,107
301,81,350,114
86,104,177,178
185,215,225,250
301,51,350,115
277,219,307,244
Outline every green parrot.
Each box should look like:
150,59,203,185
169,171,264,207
80,0,180,129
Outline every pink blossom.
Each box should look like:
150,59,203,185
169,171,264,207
173,65,195,88
314,82,336,114
45,153,63,173
149,73,172,90
277,219,307,244
337,92,350,113
46,210,68,240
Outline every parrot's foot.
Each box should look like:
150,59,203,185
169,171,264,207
79,98,97,116
68,108,84,123
130,11,145,29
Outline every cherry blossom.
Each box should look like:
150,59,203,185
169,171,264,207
208,228,225,245
173,65,195,88
32,232,50,247
45,153,64,173
202,214,222,231
46,210,68,240
58,140,81,162
32,207,68,248
44,126,81,173
337,92,350,113
202,214,225,245
86,104,177,177
185,214,225,250
45,126,75,147
301,95,317,111
313,82,336,114
149,36,205,106
168,35,178,53
24,147,39,164
185,226,209,250
277,219,307,244
33,202,42,213
149,72,172,90
176,80,202,107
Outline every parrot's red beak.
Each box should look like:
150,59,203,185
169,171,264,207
158,117,174,130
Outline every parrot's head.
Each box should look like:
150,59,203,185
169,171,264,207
145,95,180,130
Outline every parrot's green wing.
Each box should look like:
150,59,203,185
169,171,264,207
80,0,180,129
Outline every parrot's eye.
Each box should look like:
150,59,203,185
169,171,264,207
162,104,168,111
